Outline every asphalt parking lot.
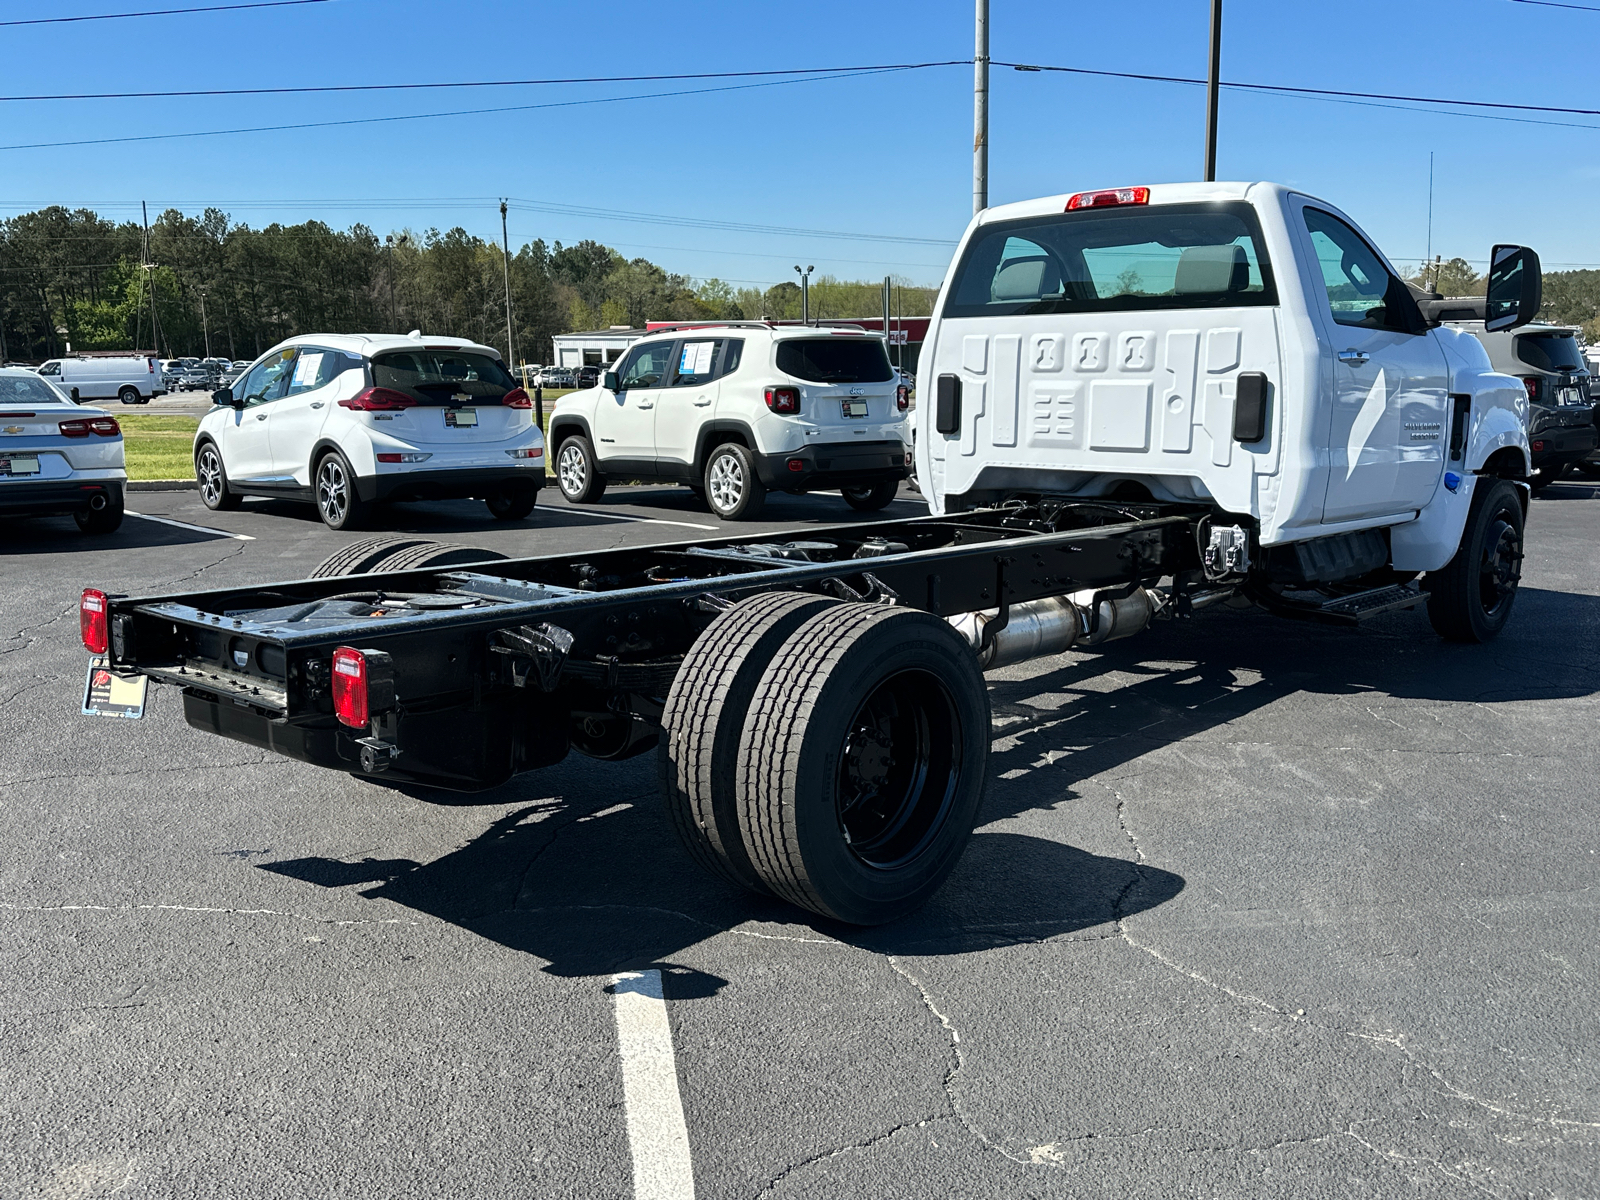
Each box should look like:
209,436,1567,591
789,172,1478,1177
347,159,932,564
3,478,1599,1199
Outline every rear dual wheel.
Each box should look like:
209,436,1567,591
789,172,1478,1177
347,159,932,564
309,538,507,578
661,598,989,924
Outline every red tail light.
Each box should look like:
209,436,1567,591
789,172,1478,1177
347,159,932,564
896,384,910,412
60,417,118,437
764,386,800,415
81,588,108,654
1066,186,1150,211
339,387,417,412
1523,377,1540,403
501,387,533,409
59,419,90,438
331,646,369,729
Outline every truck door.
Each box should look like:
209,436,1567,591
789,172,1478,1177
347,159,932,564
1296,204,1449,523
601,340,675,463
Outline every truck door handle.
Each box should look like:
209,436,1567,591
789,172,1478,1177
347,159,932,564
693,397,711,406
1338,349,1370,367
637,401,654,410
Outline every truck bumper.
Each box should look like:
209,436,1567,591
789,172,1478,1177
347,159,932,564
1529,425,1598,473
755,440,909,492
356,467,546,504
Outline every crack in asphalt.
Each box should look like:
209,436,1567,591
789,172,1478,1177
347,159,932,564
750,1116,954,1197
0,602,76,659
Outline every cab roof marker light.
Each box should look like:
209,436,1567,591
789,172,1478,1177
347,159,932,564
1065,186,1151,211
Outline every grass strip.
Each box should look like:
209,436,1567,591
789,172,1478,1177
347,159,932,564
117,414,198,481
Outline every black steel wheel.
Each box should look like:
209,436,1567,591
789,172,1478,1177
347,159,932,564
660,591,840,893
195,442,242,511
314,450,367,530
736,603,989,924
841,480,899,512
1424,478,1525,643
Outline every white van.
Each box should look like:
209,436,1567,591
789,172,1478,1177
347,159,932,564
35,355,164,404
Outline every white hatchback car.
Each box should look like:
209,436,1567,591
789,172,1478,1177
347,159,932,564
0,367,126,533
194,333,545,529
547,323,912,519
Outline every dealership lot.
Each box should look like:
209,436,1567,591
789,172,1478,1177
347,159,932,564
3,480,1598,1198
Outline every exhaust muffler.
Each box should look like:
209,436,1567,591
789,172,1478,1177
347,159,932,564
950,586,1167,669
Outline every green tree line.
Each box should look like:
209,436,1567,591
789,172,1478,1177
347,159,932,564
0,205,938,366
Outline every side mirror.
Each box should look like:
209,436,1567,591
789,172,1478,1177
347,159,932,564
1485,244,1542,332
603,371,619,392
70,386,80,402
212,387,236,407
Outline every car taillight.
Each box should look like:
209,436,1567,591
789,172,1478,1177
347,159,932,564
59,419,90,437
331,646,369,729
339,387,417,412
896,384,910,412
89,416,120,436
1065,186,1150,211
501,387,533,409
1523,377,1540,403
81,588,108,654
764,386,800,414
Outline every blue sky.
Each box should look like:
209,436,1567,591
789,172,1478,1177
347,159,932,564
2,0,1596,288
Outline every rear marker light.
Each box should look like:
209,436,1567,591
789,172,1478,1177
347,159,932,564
375,452,431,463
787,458,805,472
1531,440,1545,451
896,384,910,412
1065,186,1151,211
340,387,417,412
81,589,108,654
331,646,369,729
765,386,800,414
506,447,543,459
501,387,533,409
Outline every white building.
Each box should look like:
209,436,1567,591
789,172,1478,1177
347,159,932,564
549,327,642,370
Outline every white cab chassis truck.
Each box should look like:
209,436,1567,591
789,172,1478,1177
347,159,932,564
85,183,1542,926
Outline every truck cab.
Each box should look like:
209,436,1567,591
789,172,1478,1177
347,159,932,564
916,182,1537,588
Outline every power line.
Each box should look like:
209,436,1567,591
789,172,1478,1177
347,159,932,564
0,61,966,103
1509,0,1600,10
0,0,328,28
0,65,932,153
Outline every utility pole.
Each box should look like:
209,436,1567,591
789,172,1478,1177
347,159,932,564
882,276,892,363
1203,0,1222,181
1426,151,1435,288
499,200,517,376
794,265,813,325
973,0,989,214
384,234,398,330
198,288,210,358
142,201,166,357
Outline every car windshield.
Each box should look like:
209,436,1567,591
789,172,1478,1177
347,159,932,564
1516,333,1586,374
0,374,66,404
943,200,1277,318
371,349,516,404
775,338,893,384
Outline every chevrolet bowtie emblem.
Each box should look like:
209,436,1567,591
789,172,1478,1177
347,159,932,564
2,426,23,435
452,393,470,403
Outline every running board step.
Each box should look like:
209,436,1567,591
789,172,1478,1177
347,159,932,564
1318,584,1425,620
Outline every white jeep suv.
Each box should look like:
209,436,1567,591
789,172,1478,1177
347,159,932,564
194,333,545,529
547,323,911,519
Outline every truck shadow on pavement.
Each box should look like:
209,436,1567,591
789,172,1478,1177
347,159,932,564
257,586,1597,989
0,512,231,554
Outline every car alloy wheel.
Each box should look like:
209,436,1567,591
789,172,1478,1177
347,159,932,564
708,452,744,512
197,446,224,506
558,442,587,497
317,455,350,525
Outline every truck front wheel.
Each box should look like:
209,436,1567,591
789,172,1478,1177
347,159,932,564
1424,479,1524,643
736,603,989,924
659,591,840,892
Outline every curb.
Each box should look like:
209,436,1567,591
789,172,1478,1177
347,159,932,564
128,479,197,492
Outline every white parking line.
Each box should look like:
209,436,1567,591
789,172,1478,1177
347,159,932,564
612,970,696,1200
560,508,717,531
126,511,254,541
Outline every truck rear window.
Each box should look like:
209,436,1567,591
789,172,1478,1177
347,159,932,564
371,350,516,404
942,201,1277,318
775,338,893,384
1515,333,1585,374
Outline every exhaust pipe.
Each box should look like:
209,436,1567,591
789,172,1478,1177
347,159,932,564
88,492,108,511
951,586,1171,669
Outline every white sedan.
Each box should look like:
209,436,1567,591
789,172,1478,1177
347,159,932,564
0,367,126,533
195,333,546,529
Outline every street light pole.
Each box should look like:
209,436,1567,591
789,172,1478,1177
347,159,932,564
974,0,989,214
384,234,398,331
793,265,813,325
1203,0,1222,182
198,288,210,358
499,199,517,376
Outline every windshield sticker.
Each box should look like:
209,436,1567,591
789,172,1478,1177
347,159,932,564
292,352,324,388
679,342,714,376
